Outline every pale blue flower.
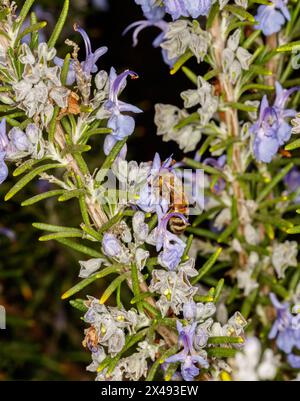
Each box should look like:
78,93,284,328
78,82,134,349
269,293,300,367
183,301,197,321
255,0,290,36
74,24,108,77
165,321,208,381
136,152,174,213
183,0,211,18
287,353,300,369
103,134,127,158
55,25,107,84
104,68,142,140
135,0,165,21
9,127,30,152
125,3,176,67
102,233,123,258
155,212,187,253
284,167,300,202
158,235,186,270
0,119,9,150
164,0,211,20
250,82,298,163
153,200,187,270
164,0,187,20
0,152,8,184
0,119,9,184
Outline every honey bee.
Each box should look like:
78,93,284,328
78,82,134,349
156,165,189,234
82,326,98,351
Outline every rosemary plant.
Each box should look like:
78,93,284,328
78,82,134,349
1,0,300,381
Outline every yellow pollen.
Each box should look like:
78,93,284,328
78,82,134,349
227,327,235,336
220,371,232,381
164,289,172,301
117,315,125,321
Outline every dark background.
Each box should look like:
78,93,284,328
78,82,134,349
0,0,190,380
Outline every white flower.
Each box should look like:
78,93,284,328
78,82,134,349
155,81,217,153
13,43,69,126
96,366,123,381
236,47,252,70
160,20,191,60
83,298,149,357
132,212,149,243
5,124,45,161
232,337,280,381
189,25,211,63
271,240,298,278
79,258,107,278
237,269,258,296
244,223,260,245
222,30,252,84
149,269,198,317
213,208,231,230
119,341,161,381
135,247,149,271
112,159,151,204
86,347,106,372
160,20,211,63
228,29,241,52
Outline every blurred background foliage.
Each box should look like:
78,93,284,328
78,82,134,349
0,0,189,380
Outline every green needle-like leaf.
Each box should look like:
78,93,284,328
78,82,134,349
56,238,104,258
207,336,244,345
256,162,293,203
285,138,300,151
61,53,71,86
16,21,47,43
99,273,129,304
170,51,193,75
48,0,69,48
181,66,197,85
62,266,119,300
191,247,222,285
206,347,237,358
21,190,65,206
224,5,256,22
217,220,239,243
69,299,88,312
32,222,82,233
5,163,63,201
58,189,85,202
39,232,83,242
96,138,128,182
17,0,36,28
214,278,225,304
